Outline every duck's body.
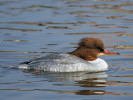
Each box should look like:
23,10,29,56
17,53,108,72
12,37,118,72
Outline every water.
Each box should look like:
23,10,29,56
0,0,133,99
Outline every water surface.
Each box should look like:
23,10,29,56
0,0,133,100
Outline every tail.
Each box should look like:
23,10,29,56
9,64,29,69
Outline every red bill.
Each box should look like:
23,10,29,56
104,49,120,55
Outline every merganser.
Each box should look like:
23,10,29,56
13,37,119,72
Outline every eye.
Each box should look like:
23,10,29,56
99,49,104,52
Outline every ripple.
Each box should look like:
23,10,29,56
118,34,133,36
106,40,127,42
8,21,46,26
106,15,125,19
45,44,59,45
3,40,28,42
44,22,75,25
110,45,133,49
117,68,133,71
6,21,76,26
0,51,56,54
46,26,71,29
69,10,133,14
8,4,59,12
62,46,77,49
0,88,133,95
92,24,115,28
123,19,133,23
0,27,42,32
40,48,48,49
10,4,59,10
77,21,96,24
92,25,131,29
64,31,126,35
110,75,133,78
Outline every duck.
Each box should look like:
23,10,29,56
13,37,119,72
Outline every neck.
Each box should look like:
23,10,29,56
68,47,98,61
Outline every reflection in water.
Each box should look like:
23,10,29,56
27,71,133,95
35,71,108,82
28,71,108,95
71,90,105,95
2,70,131,95
68,90,133,95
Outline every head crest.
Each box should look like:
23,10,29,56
79,37,105,52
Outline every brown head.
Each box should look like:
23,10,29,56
69,37,119,61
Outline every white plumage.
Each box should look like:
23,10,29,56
14,53,108,72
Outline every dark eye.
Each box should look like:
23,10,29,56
99,49,104,52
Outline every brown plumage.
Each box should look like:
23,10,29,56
69,37,105,61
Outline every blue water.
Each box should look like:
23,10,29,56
0,0,133,100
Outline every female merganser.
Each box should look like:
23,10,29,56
14,37,119,72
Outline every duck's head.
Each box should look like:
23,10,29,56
69,37,119,61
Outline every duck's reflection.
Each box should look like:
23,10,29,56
71,90,105,95
28,71,108,95
32,71,108,82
